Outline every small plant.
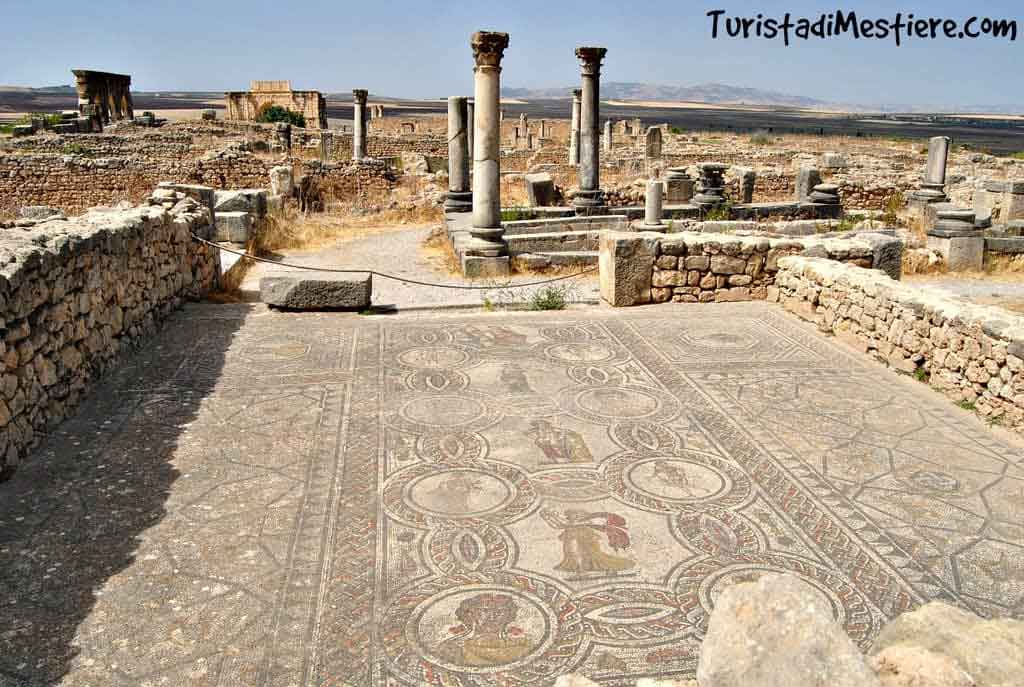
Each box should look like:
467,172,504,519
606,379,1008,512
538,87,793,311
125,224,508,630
833,213,867,232
528,285,569,311
913,367,930,383
986,414,1005,427
749,131,772,146
880,191,904,226
256,105,306,128
956,399,977,412
501,207,533,222
482,296,495,312
703,203,732,222
669,126,683,135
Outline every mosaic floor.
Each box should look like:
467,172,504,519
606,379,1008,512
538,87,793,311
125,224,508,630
1,302,1022,687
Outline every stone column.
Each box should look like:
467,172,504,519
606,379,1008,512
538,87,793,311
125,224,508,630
603,120,612,153
445,96,472,212
467,31,511,275
641,178,665,230
575,46,607,214
914,136,952,202
739,168,756,204
569,89,581,165
352,89,368,160
467,101,474,166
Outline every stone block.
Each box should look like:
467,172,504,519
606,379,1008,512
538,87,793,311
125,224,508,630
795,167,822,201
269,166,294,197
213,189,268,217
1005,191,1024,221
461,255,510,279
599,231,660,307
927,234,983,271
524,173,556,207
260,272,371,310
214,211,254,243
710,255,747,275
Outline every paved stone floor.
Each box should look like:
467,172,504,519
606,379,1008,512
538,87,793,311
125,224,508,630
1,302,1023,687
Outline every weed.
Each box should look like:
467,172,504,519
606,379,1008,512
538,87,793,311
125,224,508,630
833,213,867,232
880,191,904,226
956,399,977,412
703,203,732,222
669,126,683,135
749,131,773,146
913,367,930,383
482,296,495,312
501,207,534,222
528,285,569,310
986,414,1005,427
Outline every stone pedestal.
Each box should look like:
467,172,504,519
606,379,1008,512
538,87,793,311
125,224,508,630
466,30,510,276
808,183,840,205
693,163,728,210
794,166,822,201
352,89,368,160
569,89,581,165
665,167,694,203
445,96,472,212
927,209,983,271
524,173,556,207
574,46,608,215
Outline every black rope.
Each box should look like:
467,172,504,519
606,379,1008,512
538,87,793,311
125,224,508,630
193,233,598,290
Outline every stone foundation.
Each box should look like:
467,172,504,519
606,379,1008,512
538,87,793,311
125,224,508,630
0,190,220,476
775,255,1024,431
599,230,902,307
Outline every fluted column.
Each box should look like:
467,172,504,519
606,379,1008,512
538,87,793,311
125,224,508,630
574,46,607,214
569,89,581,165
445,96,472,212
352,89,368,160
468,31,510,258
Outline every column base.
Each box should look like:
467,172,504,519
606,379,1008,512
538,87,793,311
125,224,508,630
461,255,510,279
444,191,473,212
638,222,667,233
465,227,507,258
573,189,606,216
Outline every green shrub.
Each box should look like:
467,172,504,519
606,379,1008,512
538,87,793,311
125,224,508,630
749,131,773,145
528,285,568,310
669,126,683,135
501,207,534,222
256,105,306,128
703,203,732,221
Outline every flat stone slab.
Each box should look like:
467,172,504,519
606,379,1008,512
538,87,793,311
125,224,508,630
260,272,371,309
1,303,1022,686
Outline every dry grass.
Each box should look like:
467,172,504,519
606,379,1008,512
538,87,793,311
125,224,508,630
254,204,442,253
420,225,461,276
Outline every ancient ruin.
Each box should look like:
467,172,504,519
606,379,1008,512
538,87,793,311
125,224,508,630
72,69,134,129
224,80,328,129
2,22,1024,687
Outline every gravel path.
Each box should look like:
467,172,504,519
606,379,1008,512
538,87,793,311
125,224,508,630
238,223,600,311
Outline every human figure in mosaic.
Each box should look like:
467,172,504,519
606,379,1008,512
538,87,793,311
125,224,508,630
438,593,533,666
540,509,635,573
462,325,528,348
526,419,592,463
425,472,481,512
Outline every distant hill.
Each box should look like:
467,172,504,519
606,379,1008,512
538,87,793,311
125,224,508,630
501,81,834,109
0,84,75,94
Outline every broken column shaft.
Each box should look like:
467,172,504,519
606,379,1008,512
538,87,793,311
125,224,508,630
445,96,472,212
352,89,368,160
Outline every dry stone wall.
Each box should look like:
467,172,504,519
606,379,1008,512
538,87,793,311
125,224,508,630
599,230,902,307
0,191,220,476
775,255,1024,431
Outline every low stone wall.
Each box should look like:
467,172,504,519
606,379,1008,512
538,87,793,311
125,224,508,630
599,230,902,307
0,191,220,476
775,255,1024,430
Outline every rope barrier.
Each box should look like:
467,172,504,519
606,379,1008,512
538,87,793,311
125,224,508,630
193,233,598,291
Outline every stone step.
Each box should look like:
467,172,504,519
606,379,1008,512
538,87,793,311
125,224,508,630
513,251,599,270
506,229,601,253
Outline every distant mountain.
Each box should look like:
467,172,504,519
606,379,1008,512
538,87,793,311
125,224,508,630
0,84,75,94
501,81,834,109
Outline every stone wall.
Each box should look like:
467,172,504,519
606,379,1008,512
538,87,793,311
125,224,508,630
0,191,220,475
599,230,902,307
775,255,1024,431
224,81,327,129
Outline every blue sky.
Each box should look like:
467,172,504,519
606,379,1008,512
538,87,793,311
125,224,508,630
1,0,1020,106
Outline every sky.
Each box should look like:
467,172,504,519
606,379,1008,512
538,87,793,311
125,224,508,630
1,0,1020,107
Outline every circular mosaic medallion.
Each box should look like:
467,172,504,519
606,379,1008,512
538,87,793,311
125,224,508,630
673,507,766,557
383,462,537,527
567,364,628,387
558,385,681,426
392,391,502,434
381,574,585,686
417,431,489,465
424,524,515,575
544,342,617,364
604,451,753,514
676,329,759,351
673,553,877,645
397,346,472,370
405,368,470,393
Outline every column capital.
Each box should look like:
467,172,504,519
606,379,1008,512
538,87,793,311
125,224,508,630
575,46,607,76
572,88,582,101
471,31,510,69
352,89,368,104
